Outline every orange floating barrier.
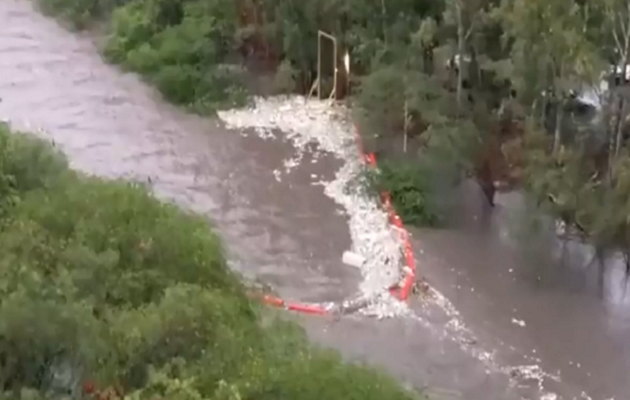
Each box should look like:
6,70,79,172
246,118,423,317
352,125,422,304
366,153,377,167
286,303,328,315
263,294,285,307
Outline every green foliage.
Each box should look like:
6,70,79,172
36,0,128,29
3,177,246,308
0,128,423,400
355,65,409,146
40,0,248,113
38,0,630,268
522,123,630,257
0,124,68,217
355,59,479,226
102,0,247,113
367,160,444,227
35,0,497,226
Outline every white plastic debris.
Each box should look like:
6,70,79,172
358,292,413,319
218,96,405,317
342,250,366,268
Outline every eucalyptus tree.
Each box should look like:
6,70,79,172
442,0,492,109
585,0,630,171
498,0,600,156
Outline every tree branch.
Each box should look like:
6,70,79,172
465,23,474,42
623,4,630,62
607,2,624,56
613,25,623,56
620,3,630,43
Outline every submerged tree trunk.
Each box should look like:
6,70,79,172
422,46,434,75
614,56,629,158
614,97,626,157
538,95,546,126
456,13,465,110
607,89,617,181
623,251,630,300
607,4,630,176
476,157,495,207
552,97,563,156
596,247,606,298
585,245,607,298
468,48,479,89
380,0,387,43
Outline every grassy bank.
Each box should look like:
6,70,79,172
0,123,422,399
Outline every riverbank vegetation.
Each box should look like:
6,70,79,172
0,123,421,399
35,0,630,271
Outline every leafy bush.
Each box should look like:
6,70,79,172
0,128,423,400
101,0,248,112
354,63,480,228
366,159,444,227
39,0,248,113
2,176,246,308
102,0,155,63
36,0,129,29
0,124,68,217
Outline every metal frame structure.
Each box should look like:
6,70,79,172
309,30,338,100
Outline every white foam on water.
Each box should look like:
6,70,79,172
217,96,575,399
218,96,405,316
4,100,589,400
420,280,564,400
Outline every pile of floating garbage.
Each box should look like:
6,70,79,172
218,96,416,319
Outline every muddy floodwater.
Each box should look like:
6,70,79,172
1,1,630,399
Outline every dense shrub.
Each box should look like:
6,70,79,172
0,124,68,216
102,0,248,113
2,176,247,308
0,127,422,400
36,0,130,29
38,0,248,113
366,159,444,227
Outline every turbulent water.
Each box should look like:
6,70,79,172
1,1,630,399
217,97,409,318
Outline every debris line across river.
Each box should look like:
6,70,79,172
218,96,418,318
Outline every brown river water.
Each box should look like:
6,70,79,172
1,1,629,399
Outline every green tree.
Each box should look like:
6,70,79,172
0,125,424,399
499,0,600,156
